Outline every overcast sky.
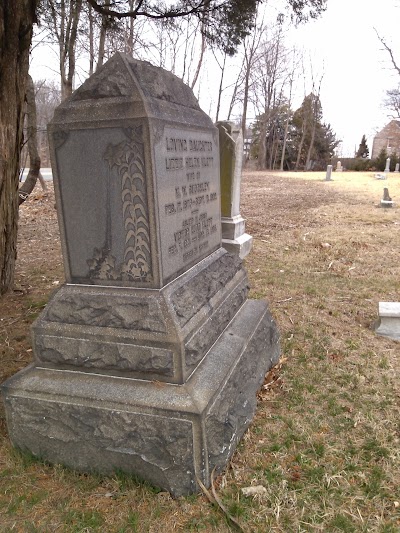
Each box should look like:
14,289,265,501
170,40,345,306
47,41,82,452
30,0,400,158
286,0,400,156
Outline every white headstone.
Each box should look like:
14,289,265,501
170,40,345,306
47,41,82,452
325,165,333,181
384,158,391,173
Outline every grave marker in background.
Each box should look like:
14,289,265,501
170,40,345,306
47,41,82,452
217,121,253,258
325,164,333,181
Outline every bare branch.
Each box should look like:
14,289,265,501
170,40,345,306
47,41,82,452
85,0,223,20
375,27,400,76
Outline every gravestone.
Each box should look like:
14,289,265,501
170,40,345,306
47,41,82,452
385,157,391,172
325,164,333,181
395,163,400,173
375,302,400,341
2,54,280,496
381,187,394,208
217,121,253,258
336,160,342,172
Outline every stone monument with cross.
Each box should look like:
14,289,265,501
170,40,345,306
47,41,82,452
2,54,280,496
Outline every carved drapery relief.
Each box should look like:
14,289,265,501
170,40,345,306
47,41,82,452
87,127,152,282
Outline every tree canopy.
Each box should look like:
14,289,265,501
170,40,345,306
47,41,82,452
251,92,339,170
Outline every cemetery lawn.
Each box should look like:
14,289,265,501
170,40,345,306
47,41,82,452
0,171,399,532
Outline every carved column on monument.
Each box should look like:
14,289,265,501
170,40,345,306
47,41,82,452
217,121,253,259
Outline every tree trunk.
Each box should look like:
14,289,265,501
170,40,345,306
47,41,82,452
257,114,268,170
305,119,316,170
19,75,42,205
96,0,109,71
295,125,306,171
0,0,37,295
190,23,206,90
280,116,290,170
215,53,226,123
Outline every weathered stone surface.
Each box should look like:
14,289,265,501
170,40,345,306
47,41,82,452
5,395,196,494
184,275,249,374
35,335,174,376
205,303,280,470
170,252,243,327
32,250,251,382
3,299,279,496
45,287,166,332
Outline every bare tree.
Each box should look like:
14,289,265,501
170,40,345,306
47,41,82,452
19,76,46,205
44,0,83,99
251,24,289,170
375,29,400,119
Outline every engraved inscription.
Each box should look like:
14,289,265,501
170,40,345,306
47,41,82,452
163,134,219,265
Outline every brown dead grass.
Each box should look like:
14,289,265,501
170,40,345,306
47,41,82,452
0,171,399,532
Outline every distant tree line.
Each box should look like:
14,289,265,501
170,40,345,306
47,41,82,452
249,92,339,171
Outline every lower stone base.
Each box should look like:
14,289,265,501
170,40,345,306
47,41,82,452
222,233,253,259
2,299,279,496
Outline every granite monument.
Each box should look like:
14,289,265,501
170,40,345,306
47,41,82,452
2,53,280,496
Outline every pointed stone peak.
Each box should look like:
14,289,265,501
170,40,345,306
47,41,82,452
66,53,200,111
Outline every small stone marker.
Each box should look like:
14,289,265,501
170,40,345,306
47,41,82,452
395,163,400,173
381,187,394,207
385,157,391,172
1,54,280,497
336,160,342,172
325,164,333,181
375,302,400,341
217,121,253,259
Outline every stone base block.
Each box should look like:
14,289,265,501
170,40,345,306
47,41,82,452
2,300,279,496
222,233,253,259
221,215,246,240
375,302,400,341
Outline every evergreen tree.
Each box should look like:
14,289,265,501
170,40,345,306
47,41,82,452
356,134,369,158
290,93,339,170
374,148,388,171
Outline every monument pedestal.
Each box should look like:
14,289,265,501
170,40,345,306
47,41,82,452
3,299,278,496
3,254,279,496
222,215,253,259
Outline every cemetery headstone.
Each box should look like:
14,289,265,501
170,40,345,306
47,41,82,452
325,164,333,181
381,187,394,208
336,160,342,172
375,302,400,340
217,121,253,258
395,163,400,173
1,54,280,496
385,157,391,172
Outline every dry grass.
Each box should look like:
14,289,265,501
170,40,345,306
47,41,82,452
0,171,399,532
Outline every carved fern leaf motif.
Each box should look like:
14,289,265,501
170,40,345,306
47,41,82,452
103,130,152,282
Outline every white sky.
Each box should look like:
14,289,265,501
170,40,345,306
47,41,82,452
286,0,400,156
30,0,400,158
